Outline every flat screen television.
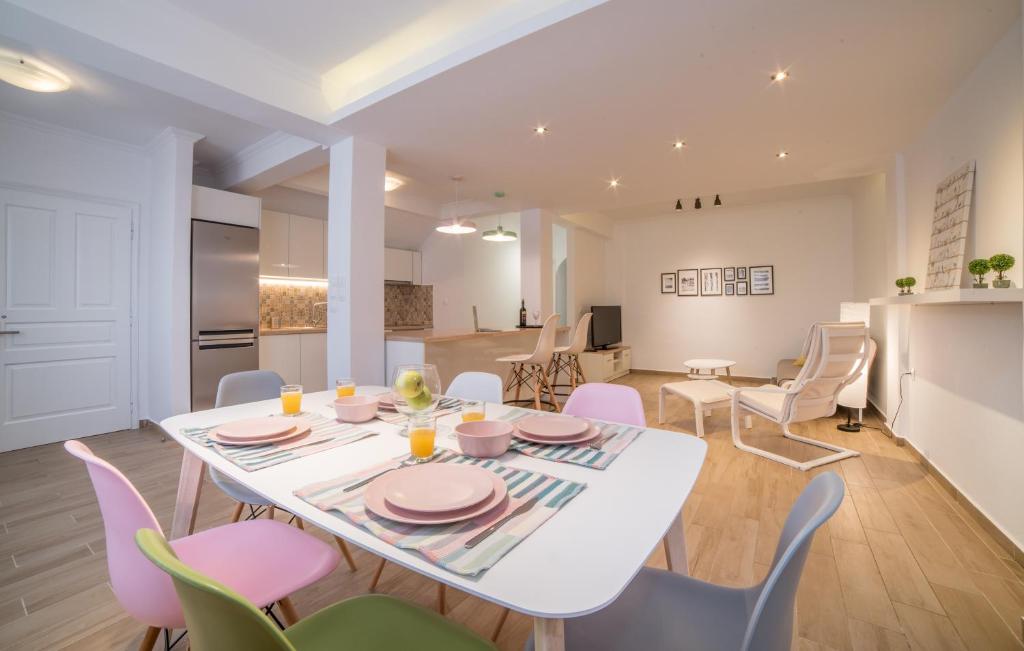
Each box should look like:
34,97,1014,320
588,305,622,350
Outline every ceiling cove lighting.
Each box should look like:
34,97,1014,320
714,194,722,206
259,276,328,288
776,151,789,159
0,50,71,92
436,175,477,235
675,199,683,211
384,175,404,192
770,70,789,82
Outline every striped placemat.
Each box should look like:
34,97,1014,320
293,451,585,576
375,396,464,426
499,408,642,470
181,415,377,471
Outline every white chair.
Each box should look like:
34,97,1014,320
730,322,870,471
446,372,503,403
548,312,592,396
496,313,561,411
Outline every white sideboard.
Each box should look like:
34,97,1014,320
579,345,631,382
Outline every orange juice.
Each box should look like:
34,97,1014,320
281,385,303,415
336,384,356,398
409,427,436,459
461,411,485,422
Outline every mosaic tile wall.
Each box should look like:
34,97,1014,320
259,284,328,328
385,284,433,327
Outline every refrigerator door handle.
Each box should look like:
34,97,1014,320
197,339,256,351
196,329,257,342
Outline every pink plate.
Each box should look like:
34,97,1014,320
216,416,298,441
210,424,311,446
513,423,600,446
516,414,589,439
383,463,495,513
365,468,508,525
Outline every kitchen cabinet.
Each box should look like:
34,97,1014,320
299,332,327,391
384,247,421,283
259,210,327,279
259,334,300,385
259,210,291,276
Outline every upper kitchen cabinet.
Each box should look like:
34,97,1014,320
259,210,327,279
259,210,290,276
384,247,422,283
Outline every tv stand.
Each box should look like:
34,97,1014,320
580,345,631,382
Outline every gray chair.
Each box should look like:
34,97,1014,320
446,372,504,403
210,370,358,571
525,472,845,651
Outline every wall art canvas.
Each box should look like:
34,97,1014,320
701,268,723,296
736,281,748,295
750,265,774,295
677,269,698,296
724,267,736,282
926,160,975,290
737,267,747,280
661,272,676,294
725,283,735,296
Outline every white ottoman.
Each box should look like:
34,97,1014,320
659,379,752,438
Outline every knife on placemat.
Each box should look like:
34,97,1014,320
464,497,538,549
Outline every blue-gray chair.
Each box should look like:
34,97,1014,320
446,372,504,404
525,472,845,651
210,370,357,571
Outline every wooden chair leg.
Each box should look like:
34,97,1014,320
532,366,542,411
569,354,578,390
229,502,244,523
437,583,447,614
542,371,559,412
491,608,511,642
294,517,305,530
277,597,300,626
368,557,387,591
267,505,276,520
138,626,160,651
333,535,358,572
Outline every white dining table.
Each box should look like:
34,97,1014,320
161,387,707,651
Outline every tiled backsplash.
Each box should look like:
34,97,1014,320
385,284,433,327
259,284,327,328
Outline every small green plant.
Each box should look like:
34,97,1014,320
968,258,991,286
903,276,916,293
989,254,1015,280
895,277,906,294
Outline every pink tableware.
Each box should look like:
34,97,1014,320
215,416,297,441
513,423,600,446
516,414,589,439
210,424,311,446
334,395,380,423
455,420,513,458
364,469,508,525
384,464,494,513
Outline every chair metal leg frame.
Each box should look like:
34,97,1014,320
729,397,860,471
503,363,560,411
547,353,586,398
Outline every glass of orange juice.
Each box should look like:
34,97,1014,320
335,378,356,398
408,414,436,462
280,384,303,415
461,400,485,422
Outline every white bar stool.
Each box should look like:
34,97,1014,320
497,313,561,411
548,312,592,397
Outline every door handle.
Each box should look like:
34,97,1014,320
0,330,19,335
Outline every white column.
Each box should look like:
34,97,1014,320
327,137,386,385
519,208,554,320
145,127,202,421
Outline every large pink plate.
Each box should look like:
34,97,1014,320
365,468,508,525
513,423,600,446
210,424,311,446
216,416,298,441
384,464,494,513
516,414,589,439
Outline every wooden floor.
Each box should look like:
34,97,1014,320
1,373,1022,650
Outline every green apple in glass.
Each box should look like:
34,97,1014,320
391,364,441,416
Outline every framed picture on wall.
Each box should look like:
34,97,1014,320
750,265,774,295
725,283,735,296
661,272,677,294
677,269,698,296
700,268,723,296
724,267,735,282
736,281,749,295
737,266,747,280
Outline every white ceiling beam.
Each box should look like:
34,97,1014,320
214,132,327,194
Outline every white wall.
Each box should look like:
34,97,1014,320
608,194,854,377
421,213,522,331
569,225,609,321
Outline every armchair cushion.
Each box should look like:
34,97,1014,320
736,385,788,419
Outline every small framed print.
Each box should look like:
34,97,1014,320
749,265,774,295
737,266,747,280
677,269,698,296
736,281,749,295
661,272,677,294
724,267,736,282
725,283,735,296
700,268,723,296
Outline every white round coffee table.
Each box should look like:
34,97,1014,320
684,358,736,382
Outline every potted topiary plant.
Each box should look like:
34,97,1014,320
903,276,916,294
895,277,906,295
968,258,991,288
989,253,1015,288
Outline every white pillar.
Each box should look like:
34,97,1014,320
327,137,386,385
519,208,555,320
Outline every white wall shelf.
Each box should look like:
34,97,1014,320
869,288,1024,306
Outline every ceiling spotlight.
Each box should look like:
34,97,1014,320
608,178,620,189
770,70,789,82
694,197,702,210
0,49,71,92
714,194,722,206
534,125,549,135
675,199,683,211
776,151,789,159
383,175,404,192
672,140,686,150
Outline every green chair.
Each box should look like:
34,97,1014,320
135,529,496,651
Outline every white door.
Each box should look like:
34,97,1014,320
0,187,133,452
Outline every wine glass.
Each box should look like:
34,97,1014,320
391,364,442,417
532,309,540,325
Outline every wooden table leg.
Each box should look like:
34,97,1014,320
170,449,206,540
662,509,689,576
533,617,565,651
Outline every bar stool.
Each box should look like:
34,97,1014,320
497,313,561,411
547,312,592,397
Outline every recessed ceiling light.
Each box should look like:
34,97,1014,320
770,70,789,82
776,151,789,159
672,140,686,150
435,220,478,235
534,125,549,135
608,178,620,189
383,175,404,192
0,49,71,92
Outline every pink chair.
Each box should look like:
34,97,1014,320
65,440,341,650
562,383,647,427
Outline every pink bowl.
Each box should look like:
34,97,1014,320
454,420,513,458
333,395,379,423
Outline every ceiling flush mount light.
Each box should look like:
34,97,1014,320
770,70,789,82
714,194,722,206
436,175,476,235
0,50,71,92
383,175,404,192
694,197,702,210
534,125,549,135
675,199,683,211
776,151,789,159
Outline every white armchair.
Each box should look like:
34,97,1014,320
730,322,870,471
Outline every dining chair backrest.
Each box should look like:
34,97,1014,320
565,312,593,355
64,441,180,627
742,471,844,650
562,383,646,427
135,528,296,651
523,313,561,364
216,370,286,408
781,322,869,424
447,372,503,403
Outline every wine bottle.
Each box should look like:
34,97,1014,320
519,299,527,328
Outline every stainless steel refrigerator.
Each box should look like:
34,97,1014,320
190,219,260,411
